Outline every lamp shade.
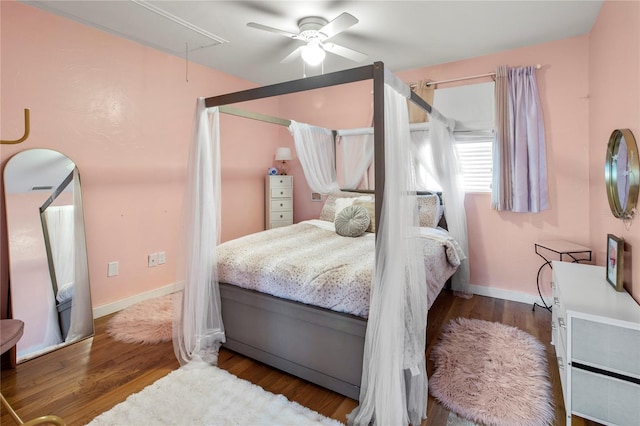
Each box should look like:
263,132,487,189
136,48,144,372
275,147,292,161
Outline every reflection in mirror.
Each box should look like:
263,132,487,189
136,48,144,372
3,149,93,362
616,136,629,210
606,129,639,220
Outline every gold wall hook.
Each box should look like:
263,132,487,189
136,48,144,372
1,109,30,144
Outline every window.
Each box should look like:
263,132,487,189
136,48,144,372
454,131,493,193
433,82,495,193
412,130,493,193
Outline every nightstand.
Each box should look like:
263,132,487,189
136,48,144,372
265,175,293,229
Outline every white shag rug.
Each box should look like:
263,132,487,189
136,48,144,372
87,360,343,426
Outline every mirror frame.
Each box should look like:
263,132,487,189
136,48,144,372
3,148,94,362
605,128,639,219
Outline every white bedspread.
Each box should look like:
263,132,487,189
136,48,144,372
217,220,464,318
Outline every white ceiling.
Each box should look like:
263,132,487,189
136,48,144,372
23,1,603,86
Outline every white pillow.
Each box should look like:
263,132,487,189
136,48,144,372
334,195,373,218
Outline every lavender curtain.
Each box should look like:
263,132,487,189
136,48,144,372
492,66,548,212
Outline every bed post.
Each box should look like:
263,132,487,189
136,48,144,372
372,62,385,236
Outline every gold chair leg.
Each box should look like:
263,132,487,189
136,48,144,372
1,393,65,426
22,415,66,426
1,392,24,425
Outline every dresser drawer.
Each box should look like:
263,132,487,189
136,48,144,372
271,187,293,198
571,367,640,426
572,317,640,376
269,176,293,188
270,211,292,222
270,199,293,211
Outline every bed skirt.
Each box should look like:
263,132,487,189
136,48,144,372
219,283,366,400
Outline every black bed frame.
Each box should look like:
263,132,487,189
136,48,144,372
206,62,433,400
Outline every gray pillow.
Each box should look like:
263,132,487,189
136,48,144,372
335,205,371,237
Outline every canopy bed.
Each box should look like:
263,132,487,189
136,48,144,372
215,192,462,401
174,62,470,426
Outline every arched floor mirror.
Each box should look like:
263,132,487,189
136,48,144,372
3,149,93,362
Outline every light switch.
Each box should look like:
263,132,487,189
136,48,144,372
108,261,119,277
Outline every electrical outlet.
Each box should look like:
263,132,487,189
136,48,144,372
148,253,158,267
158,251,166,265
107,261,119,277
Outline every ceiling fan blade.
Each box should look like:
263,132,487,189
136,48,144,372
281,46,305,63
247,22,301,39
319,12,358,39
322,43,368,62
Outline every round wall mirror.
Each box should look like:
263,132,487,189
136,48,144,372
605,129,639,219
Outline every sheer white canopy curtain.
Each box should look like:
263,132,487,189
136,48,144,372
492,65,548,212
410,119,471,294
288,121,341,194
173,98,225,366
39,206,66,349
348,71,429,426
336,130,374,190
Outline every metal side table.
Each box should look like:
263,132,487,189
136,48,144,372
533,240,592,312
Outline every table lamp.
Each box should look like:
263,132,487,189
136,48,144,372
275,147,292,175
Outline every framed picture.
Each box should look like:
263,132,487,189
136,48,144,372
311,192,323,202
606,234,624,291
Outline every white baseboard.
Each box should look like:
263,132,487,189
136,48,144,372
467,283,552,308
93,282,181,319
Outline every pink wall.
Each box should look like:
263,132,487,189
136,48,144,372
278,83,374,221
588,0,640,303
1,1,281,311
221,33,602,303
280,38,592,300
396,37,592,298
2,0,638,313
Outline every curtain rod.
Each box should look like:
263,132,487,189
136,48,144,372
219,105,291,127
410,64,542,88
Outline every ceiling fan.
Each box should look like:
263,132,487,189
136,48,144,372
247,12,368,66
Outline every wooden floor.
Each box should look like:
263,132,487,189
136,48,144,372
2,290,596,425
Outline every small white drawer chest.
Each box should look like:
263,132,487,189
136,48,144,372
551,261,640,425
265,175,293,229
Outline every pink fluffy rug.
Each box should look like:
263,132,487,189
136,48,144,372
106,294,174,344
429,318,554,426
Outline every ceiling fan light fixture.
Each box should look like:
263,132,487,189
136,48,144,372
301,40,325,66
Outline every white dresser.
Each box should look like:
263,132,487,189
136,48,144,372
265,175,293,229
552,261,640,426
